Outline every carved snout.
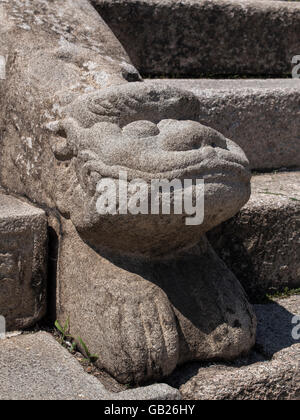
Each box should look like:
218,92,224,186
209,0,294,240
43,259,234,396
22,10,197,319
158,120,227,152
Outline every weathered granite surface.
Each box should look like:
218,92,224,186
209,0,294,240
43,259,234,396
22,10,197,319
0,332,181,400
92,0,300,77
1,295,298,400
177,352,299,400
0,0,256,384
59,222,256,384
255,295,300,358
208,171,300,301
146,79,300,170
0,193,47,330
168,296,300,400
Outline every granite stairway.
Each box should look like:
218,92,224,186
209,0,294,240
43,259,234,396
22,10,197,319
0,0,299,400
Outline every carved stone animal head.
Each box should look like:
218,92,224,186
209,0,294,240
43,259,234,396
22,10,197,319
53,83,251,257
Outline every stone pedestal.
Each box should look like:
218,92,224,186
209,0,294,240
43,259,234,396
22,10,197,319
0,194,47,330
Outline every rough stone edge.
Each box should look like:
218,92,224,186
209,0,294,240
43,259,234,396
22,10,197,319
113,384,181,400
0,331,181,400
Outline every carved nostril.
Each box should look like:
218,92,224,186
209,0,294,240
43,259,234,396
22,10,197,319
51,137,74,161
123,121,159,138
55,128,67,139
162,133,204,152
160,122,229,152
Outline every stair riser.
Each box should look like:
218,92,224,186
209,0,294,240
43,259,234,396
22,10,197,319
208,172,300,301
93,0,300,77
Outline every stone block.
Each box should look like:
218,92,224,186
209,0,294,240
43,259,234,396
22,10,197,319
0,194,47,330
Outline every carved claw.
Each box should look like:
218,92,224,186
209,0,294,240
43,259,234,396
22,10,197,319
95,279,180,384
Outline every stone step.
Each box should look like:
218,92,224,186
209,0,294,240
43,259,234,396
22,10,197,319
92,0,300,77
168,295,300,400
0,299,298,400
207,171,300,301
145,78,300,170
0,193,47,330
0,331,180,400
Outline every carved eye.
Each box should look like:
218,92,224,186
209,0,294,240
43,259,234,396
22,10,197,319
51,137,74,161
122,121,159,138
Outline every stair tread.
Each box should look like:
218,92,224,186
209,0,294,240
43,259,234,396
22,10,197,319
249,171,300,207
0,193,45,220
168,295,300,400
146,78,300,92
145,79,300,171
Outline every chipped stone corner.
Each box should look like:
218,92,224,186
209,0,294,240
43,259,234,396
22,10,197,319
0,315,6,340
0,55,6,80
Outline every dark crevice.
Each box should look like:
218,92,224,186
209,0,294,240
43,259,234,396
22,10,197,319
46,226,59,324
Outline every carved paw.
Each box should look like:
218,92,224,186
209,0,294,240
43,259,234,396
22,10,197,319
97,278,179,384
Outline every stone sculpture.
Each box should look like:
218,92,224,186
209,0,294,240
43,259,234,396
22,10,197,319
0,0,256,383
